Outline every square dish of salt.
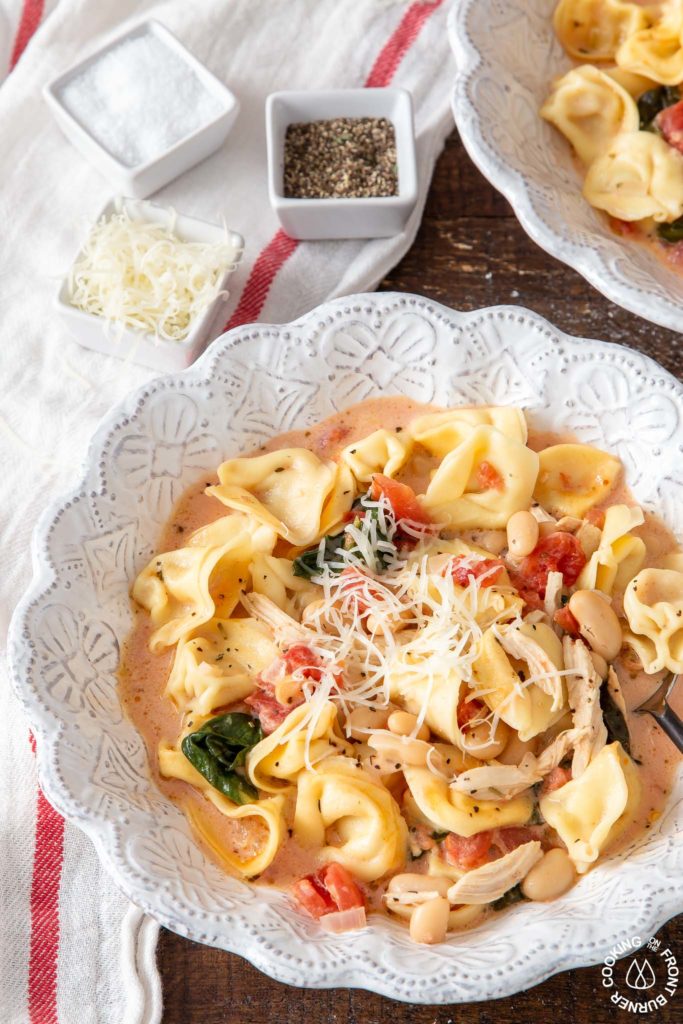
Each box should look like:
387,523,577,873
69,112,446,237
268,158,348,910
44,20,239,198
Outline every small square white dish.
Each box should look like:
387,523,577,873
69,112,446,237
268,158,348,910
43,20,239,199
56,197,243,372
266,88,418,240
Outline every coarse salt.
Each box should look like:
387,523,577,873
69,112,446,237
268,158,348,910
58,29,226,168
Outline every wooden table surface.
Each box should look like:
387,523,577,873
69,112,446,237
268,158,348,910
158,128,683,1023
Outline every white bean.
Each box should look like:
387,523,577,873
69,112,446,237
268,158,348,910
506,510,540,558
497,732,538,766
388,710,430,741
345,705,390,741
568,589,622,661
409,897,451,944
462,719,510,761
388,874,451,897
521,848,576,902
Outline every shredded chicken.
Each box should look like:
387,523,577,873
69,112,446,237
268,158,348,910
544,570,564,630
498,625,565,711
446,841,543,904
241,592,311,644
563,636,607,778
449,727,586,800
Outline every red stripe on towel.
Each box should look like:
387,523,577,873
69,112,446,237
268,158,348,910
27,743,65,1024
224,0,443,331
365,0,445,88
9,0,45,71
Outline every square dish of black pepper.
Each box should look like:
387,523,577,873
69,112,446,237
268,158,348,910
283,117,398,199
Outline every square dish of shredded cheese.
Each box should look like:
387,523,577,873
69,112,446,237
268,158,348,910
66,200,242,343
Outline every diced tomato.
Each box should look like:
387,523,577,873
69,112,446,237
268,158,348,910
293,865,364,919
514,532,586,601
584,507,605,529
492,826,539,856
244,687,298,734
370,474,431,525
609,216,638,238
657,99,683,154
508,568,545,611
457,695,486,731
554,605,581,636
476,460,504,491
442,831,493,870
318,863,365,911
539,766,572,797
292,876,337,919
449,555,505,588
283,643,324,682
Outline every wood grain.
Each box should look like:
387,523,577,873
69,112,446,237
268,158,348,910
157,128,683,1022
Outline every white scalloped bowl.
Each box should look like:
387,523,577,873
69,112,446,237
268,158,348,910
8,294,683,1003
449,0,683,333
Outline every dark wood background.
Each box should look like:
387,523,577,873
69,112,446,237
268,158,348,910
158,128,683,1023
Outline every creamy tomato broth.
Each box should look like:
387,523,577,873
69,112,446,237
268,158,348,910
120,398,681,939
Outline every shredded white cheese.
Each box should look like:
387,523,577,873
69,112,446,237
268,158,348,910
68,207,239,342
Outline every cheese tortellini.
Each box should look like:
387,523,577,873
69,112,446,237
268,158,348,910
584,131,683,222
404,766,533,836
409,406,528,456
554,0,652,62
166,617,278,715
159,741,286,877
133,514,276,651
616,8,683,84
247,702,351,793
340,428,411,482
294,757,408,881
540,742,640,872
576,504,646,594
541,66,639,165
624,567,683,672
207,448,336,546
534,443,621,517
422,426,539,529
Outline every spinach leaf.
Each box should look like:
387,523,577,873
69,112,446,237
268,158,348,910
292,497,397,579
657,216,683,244
638,85,680,130
182,712,263,805
600,685,631,756
492,884,528,911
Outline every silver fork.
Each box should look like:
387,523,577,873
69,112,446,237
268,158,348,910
633,673,683,753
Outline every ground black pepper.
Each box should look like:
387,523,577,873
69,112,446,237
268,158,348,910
283,117,398,199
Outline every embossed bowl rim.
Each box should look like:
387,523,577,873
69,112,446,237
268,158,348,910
448,1,683,335
8,293,683,1003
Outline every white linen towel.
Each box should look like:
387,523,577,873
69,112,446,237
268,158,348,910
0,1,455,1021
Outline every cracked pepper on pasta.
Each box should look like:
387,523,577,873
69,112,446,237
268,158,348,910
542,0,683,264
120,398,682,945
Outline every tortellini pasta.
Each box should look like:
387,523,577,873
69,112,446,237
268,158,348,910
554,0,651,62
247,702,351,792
340,428,411,482
541,65,639,165
318,462,357,535
616,9,683,84
159,742,286,877
409,406,528,456
294,757,407,881
421,426,539,529
207,449,335,546
133,514,276,651
166,617,278,715
471,627,566,741
576,503,646,594
534,443,621,517
624,567,683,672
540,742,640,872
403,766,533,837
583,131,683,222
